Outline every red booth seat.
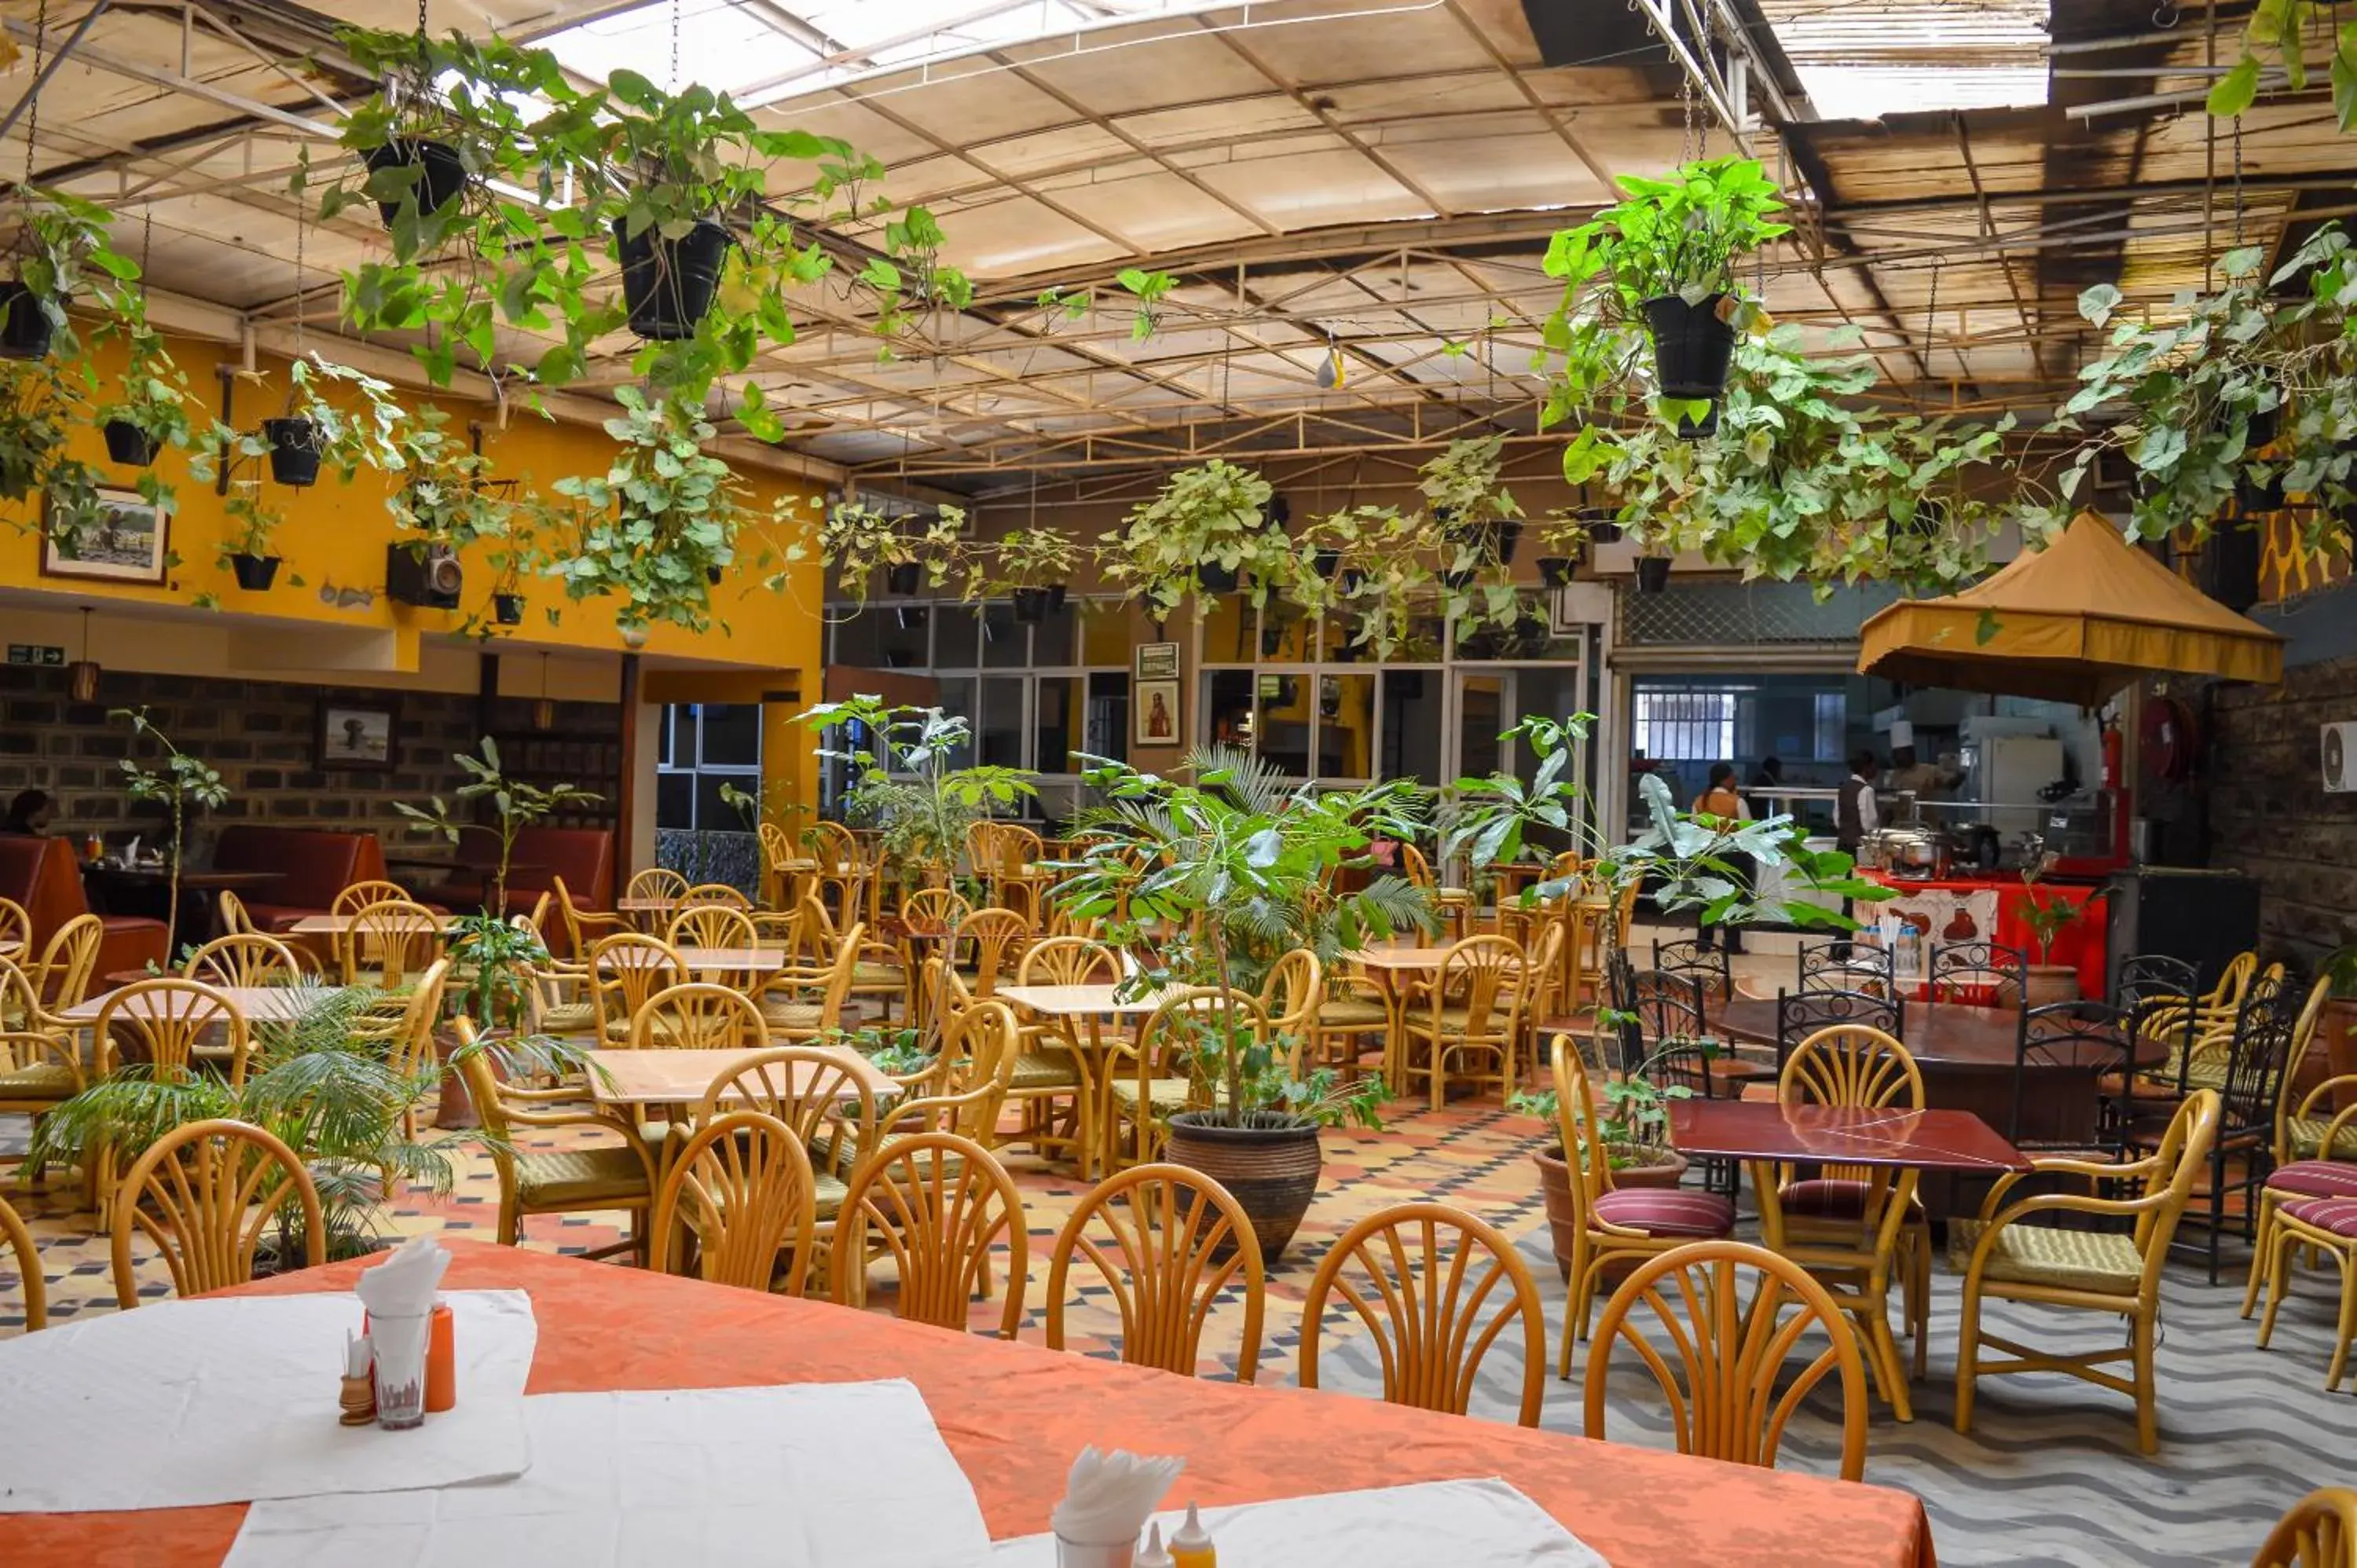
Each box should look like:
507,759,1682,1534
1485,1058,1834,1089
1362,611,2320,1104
0,834,169,977
210,826,390,931
421,827,614,942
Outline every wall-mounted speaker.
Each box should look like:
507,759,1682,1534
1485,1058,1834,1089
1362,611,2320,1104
387,543,463,609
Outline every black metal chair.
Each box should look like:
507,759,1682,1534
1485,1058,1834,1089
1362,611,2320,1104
1652,937,1733,1002
2013,998,2134,1159
1797,940,1894,998
2143,976,2298,1284
1929,940,2028,1009
1775,987,1904,1075
2113,952,2203,1097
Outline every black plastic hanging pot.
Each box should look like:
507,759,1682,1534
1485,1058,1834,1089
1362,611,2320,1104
1011,587,1048,623
1537,555,1578,588
1440,567,1478,590
1311,548,1341,580
1045,583,1068,614
0,282,55,360
1643,293,1736,399
228,553,280,592
614,216,733,341
1488,518,1523,565
103,419,160,466
885,562,922,595
1197,561,1238,595
1338,567,1365,595
363,139,468,225
262,418,321,486
1582,509,1624,544
706,565,724,584
1675,403,1719,441
493,592,526,625
2237,470,2286,513
1634,556,1673,594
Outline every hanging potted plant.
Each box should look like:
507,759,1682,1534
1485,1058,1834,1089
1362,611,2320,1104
0,186,135,362
219,481,285,591
1542,156,1787,405
1103,459,1308,617
93,288,196,467
601,72,768,341
1056,746,1435,1260
988,523,1080,622
821,500,965,607
1532,505,1607,586
1422,434,1524,570
0,350,76,503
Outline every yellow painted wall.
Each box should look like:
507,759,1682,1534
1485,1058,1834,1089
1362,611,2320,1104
0,324,827,679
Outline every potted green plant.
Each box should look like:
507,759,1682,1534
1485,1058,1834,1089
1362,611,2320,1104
1507,1042,1697,1280
396,736,601,1037
823,501,965,606
219,480,285,591
93,292,196,467
794,697,1036,906
1542,156,1787,409
988,524,1080,621
1102,460,1307,617
1420,434,1524,573
1532,506,1608,587
111,707,230,956
0,186,137,361
2017,855,2102,1004
1056,745,1435,1258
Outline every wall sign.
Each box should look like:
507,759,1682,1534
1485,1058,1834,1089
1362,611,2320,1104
1135,641,1179,680
5,644,65,666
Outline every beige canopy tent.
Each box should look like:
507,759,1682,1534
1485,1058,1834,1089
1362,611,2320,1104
1857,511,2284,707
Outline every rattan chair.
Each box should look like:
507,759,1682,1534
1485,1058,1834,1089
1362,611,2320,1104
586,932,687,1042
678,881,753,911
329,880,411,919
1548,1034,1736,1372
111,1118,323,1308
1771,1024,1930,1418
1399,933,1527,1111
214,888,255,936
1047,1162,1266,1381
2251,1488,2357,1568
1299,1201,1545,1426
1952,1088,2222,1454
630,981,768,1051
1585,1239,1870,1482
453,1021,656,1258
2,1189,46,1330
665,901,759,954
832,1130,1027,1337
184,931,305,987
753,924,861,1041
1102,988,1265,1172
95,976,251,1085
0,896,28,959
335,899,442,990
0,958,85,1164
951,907,1032,998
24,913,102,1009
1001,936,1109,1169
649,1109,818,1293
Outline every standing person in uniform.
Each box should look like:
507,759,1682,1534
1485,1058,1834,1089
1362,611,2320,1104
1835,751,1881,954
1693,762,1750,955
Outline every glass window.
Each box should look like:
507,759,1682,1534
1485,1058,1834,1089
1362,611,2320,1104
1032,600,1076,666
981,603,1027,669
1200,595,1253,665
978,676,1025,768
1034,676,1084,775
935,676,977,768
1257,671,1312,775
1086,671,1130,766
1203,669,1255,749
1380,669,1443,790
1082,601,1132,665
698,704,761,767
657,771,694,829
877,604,930,669
1318,675,1375,779
933,604,981,668
831,606,882,667
1261,607,1314,664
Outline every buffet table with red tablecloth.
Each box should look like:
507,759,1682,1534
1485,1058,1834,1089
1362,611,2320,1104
1860,871,2107,997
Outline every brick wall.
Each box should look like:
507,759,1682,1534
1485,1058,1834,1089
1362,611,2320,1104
0,665,618,861
2205,650,2357,962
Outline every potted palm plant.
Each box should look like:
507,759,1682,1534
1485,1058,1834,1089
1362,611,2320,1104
1055,746,1435,1258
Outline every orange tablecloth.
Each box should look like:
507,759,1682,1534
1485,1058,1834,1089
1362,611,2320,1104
1,1241,1937,1568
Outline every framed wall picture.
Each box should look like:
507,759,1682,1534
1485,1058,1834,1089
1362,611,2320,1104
316,698,400,770
1135,641,1180,680
40,486,169,584
1135,678,1181,748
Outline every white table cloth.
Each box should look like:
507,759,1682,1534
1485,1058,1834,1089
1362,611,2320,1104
0,1290,537,1513
990,1478,1607,1568
225,1379,991,1568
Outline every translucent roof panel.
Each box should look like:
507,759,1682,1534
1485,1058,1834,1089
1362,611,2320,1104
534,0,1241,104
1758,0,2048,123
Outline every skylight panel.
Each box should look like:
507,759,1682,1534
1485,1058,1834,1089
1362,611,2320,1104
1758,0,2048,122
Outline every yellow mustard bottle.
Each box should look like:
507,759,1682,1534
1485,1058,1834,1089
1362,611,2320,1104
1168,1502,1216,1568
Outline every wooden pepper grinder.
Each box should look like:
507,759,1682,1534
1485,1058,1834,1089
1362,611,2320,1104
340,1331,377,1427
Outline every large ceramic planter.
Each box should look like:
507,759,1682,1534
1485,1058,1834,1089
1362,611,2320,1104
2024,963,2079,1006
1642,292,1736,399
1533,1144,1688,1283
1165,1111,1321,1262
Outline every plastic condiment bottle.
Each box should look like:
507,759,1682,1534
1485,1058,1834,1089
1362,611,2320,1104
1168,1504,1215,1568
1135,1522,1174,1568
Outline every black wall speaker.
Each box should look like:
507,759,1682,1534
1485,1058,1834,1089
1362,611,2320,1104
387,543,463,609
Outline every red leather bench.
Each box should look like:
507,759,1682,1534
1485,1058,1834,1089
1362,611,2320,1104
0,834,169,977
420,826,614,947
210,826,390,931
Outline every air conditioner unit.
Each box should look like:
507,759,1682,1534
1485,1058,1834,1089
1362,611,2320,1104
386,543,463,609
2324,722,2357,793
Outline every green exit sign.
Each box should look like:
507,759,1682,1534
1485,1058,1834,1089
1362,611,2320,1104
5,644,64,666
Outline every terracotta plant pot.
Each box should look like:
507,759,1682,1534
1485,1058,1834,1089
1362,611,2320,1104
2024,963,2079,1006
1534,1143,1688,1283
1611,1145,1689,1189
1165,1111,1321,1263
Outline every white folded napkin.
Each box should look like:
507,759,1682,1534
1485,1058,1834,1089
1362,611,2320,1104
357,1234,453,1321
1050,1446,1185,1548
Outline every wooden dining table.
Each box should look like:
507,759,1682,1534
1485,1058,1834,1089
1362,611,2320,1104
58,983,349,1024
0,1241,1937,1568
995,981,1182,1177
583,1044,889,1112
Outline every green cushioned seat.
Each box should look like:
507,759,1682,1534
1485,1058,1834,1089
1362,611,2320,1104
2289,1116,2357,1163
852,962,905,987
1948,1218,2141,1295
1011,1050,1080,1090
1318,998,1391,1028
538,1001,597,1034
515,1146,650,1207
1106,1078,1192,1112
0,1061,76,1101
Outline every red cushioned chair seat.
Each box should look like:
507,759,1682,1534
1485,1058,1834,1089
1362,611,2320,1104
2268,1161,2357,1200
1780,1178,1871,1218
2283,1196,2357,1239
1592,1187,1736,1238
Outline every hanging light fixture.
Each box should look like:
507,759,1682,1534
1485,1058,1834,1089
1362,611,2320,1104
1315,334,1345,390
67,607,100,703
533,652,556,732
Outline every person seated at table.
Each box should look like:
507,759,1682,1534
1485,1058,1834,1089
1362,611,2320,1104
1,789,54,836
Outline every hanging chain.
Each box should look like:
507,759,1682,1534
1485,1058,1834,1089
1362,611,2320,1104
2232,111,2245,247
139,209,152,284
670,0,683,93
1924,258,1941,382
416,0,428,39
25,0,49,182
293,204,306,358
1680,73,1697,165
